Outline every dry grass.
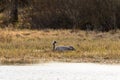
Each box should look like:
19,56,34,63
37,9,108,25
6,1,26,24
0,28,120,65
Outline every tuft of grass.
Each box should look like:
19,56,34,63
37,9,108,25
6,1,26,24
0,29,120,64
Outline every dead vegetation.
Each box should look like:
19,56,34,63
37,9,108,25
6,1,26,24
0,29,120,64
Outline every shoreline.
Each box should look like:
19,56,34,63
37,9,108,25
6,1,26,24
0,58,120,65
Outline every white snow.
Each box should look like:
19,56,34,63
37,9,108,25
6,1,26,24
0,62,120,80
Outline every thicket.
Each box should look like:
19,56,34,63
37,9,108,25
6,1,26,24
0,0,120,31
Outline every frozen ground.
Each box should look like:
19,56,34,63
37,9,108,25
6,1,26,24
0,62,120,80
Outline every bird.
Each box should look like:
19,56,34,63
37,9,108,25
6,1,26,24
52,41,75,51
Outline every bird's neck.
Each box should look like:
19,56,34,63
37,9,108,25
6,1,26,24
53,44,56,51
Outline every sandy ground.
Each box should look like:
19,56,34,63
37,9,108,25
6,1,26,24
0,62,120,80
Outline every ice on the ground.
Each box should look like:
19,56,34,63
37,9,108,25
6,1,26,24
0,62,120,80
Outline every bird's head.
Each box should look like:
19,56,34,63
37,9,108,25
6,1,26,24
52,41,57,45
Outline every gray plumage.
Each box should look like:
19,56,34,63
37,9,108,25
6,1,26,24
52,41,75,51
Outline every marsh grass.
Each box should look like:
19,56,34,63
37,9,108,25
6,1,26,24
0,29,120,64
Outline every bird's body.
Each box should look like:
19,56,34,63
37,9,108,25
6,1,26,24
55,46,75,51
52,41,75,51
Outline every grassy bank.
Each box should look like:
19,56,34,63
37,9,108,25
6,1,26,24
0,28,120,64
